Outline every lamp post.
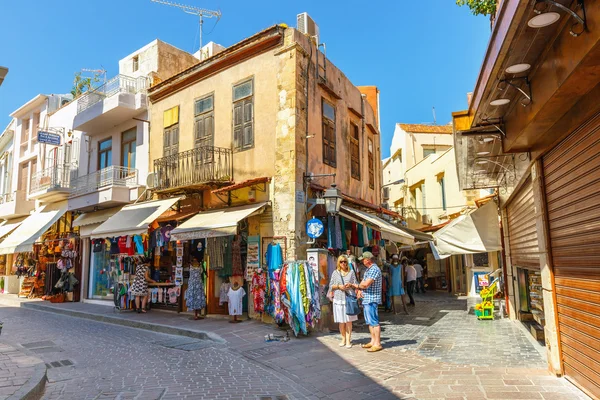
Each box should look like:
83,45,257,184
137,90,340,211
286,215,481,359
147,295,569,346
323,183,343,214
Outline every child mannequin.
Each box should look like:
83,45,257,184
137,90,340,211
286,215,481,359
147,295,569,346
227,281,246,323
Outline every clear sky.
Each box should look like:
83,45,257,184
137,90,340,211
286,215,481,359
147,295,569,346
0,0,490,158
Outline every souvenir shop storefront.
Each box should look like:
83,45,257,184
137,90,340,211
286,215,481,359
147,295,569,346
0,201,82,302
82,197,187,311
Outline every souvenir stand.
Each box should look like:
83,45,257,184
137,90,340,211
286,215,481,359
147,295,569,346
89,198,184,312
169,203,268,316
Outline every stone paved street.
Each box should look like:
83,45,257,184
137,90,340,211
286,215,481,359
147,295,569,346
0,293,591,399
0,341,44,399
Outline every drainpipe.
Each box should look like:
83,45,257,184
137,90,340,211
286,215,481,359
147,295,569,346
361,94,366,199
304,38,313,206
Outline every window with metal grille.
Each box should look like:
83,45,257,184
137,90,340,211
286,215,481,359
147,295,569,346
351,123,360,179
233,79,253,151
322,99,336,167
368,138,374,189
194,94,214,149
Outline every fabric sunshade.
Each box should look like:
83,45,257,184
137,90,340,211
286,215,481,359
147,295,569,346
339,206,414,245
0,201,68,255
170,202,268,241
91,197,180,239
432,201,502,257
73,206,123,228
0,218,25,240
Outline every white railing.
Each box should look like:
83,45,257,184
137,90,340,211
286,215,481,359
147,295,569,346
30,164,77,195
76,75,147,114
70,166,138,197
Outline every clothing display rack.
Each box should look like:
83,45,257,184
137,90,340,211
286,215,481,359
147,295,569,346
262,236,287,262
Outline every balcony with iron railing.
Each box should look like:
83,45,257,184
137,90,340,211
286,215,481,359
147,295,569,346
29,164,77,202
153,146,233,193
73,75,148,132
68,166,139,211
70,166,138,197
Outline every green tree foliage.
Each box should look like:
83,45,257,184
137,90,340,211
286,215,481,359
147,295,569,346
71,72,101,98
456,0,497,16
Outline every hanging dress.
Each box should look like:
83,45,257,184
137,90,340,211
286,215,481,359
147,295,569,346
251,271,267,313
231,236,243,277
389,264,405,296
185,266,206,311
130,264,149,296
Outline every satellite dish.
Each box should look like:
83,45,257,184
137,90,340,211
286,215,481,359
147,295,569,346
146,172,157,189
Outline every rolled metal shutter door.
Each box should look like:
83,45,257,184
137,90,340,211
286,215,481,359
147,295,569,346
506,175,539,269
543,113,600,398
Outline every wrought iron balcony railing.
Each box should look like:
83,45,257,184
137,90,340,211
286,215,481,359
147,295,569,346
76,75,147,114
153,146,233,192
29,164,77,195
70,166,138,197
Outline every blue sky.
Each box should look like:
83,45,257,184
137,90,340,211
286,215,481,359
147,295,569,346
0,0,490,158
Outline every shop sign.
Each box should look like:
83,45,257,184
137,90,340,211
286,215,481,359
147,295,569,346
295,190,305,203
37,131,61,146
306,218,324,239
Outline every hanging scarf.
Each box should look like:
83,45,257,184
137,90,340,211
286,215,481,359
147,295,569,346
334,215,343,249
340,217,348,250
327,216,335,249
350,222,359,246
357,223,365,247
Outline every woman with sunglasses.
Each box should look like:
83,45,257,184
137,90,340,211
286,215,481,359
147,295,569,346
328,255,358,348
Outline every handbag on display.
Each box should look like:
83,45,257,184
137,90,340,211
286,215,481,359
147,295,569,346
340,271,360,316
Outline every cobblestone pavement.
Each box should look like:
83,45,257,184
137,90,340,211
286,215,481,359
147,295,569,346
0,341,44,399
0,292,591,400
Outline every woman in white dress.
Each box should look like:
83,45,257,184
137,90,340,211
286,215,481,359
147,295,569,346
329,255,358,348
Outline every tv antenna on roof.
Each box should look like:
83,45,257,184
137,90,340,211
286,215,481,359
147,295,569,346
151,0,221,53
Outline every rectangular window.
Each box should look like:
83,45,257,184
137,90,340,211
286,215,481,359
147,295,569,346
21,119,30,143
322,99,336,167
98,138,112,170
368,138,374,189
350,123,360,180
194,94,214,149
423,148,436,158
439,175,447,211
132,55,139,72
233,80,253,151
121,128,136,170
421,183,426,215
18,162,29,191
29,159,37,189
163,106,180,157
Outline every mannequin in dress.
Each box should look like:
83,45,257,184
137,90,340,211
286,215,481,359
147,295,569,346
227,281,246,323
185,257,207,320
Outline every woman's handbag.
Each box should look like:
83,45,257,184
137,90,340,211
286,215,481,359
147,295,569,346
341,272,360,316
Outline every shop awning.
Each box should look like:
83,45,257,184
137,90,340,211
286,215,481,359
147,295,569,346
0,201,68,255
91,198,180,239
339,206,414,245
73,206,123,228
170,202,268,241
432,202,502,257
0,218,25,240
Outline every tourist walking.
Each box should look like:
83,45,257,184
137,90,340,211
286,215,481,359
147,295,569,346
329,255,358,348
404,258,417,306
348,251,383,353
414,259,425,293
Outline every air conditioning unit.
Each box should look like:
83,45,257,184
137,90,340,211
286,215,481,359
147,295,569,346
297,12,319,44
422,214,432,225
382,186,390,200
146,172,157,189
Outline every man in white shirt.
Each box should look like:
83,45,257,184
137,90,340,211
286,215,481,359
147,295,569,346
413,261,425,294
404,259,417,306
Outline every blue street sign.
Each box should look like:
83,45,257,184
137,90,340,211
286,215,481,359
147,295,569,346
306,218,324,239
37,131,61,146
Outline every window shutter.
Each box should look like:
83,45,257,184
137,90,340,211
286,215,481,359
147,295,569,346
243,99,253,148
204,115,213,141
233,102,243,149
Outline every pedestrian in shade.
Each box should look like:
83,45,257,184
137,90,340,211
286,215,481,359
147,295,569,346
404,258,417,306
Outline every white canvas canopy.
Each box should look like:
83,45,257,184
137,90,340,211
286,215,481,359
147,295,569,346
432,201,502,258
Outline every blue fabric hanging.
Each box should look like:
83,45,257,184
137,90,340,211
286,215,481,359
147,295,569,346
327,216,335,248
266,243,283,271
357,223,365,247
